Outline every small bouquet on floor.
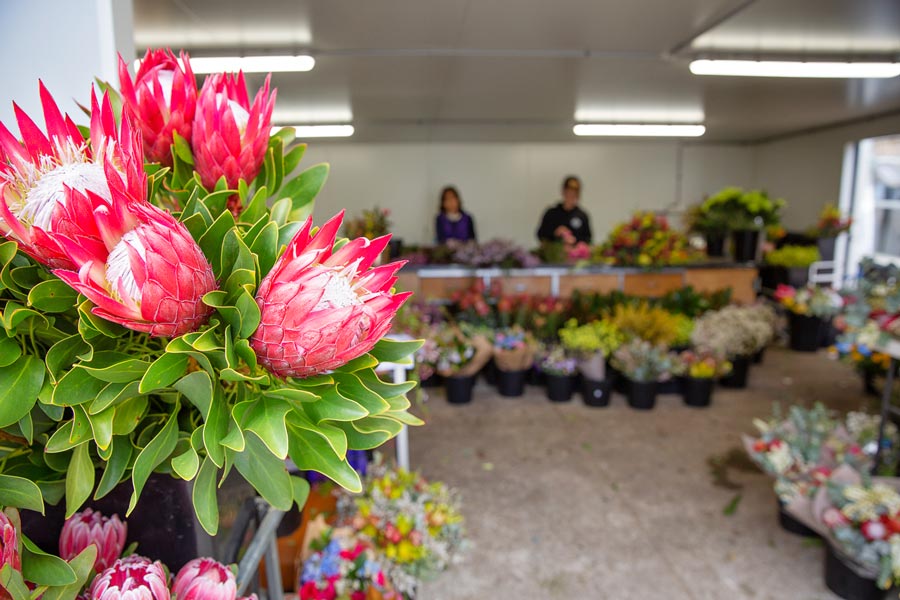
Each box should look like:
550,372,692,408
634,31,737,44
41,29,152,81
610,340,673,383
298,527,400,600
672,349,732,380
492,327,536,373
691,305,774,358
433,325,492,378
558,319,624,381
339,462,465,599
537,345,578,377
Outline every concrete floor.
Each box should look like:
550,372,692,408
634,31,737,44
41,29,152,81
409,347,880,600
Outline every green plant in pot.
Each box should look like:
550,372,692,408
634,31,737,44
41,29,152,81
686,202,730,257
0,50,424,596
610,340,673,410
558,318,624,382
701,187,786,262
763,245,820,288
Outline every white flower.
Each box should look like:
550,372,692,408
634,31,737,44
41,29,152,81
767,443,794,474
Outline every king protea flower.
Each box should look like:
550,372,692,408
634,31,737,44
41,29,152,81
0,84,144,268
250,211,411,378
89,556,170,600
172,558,236,600
0,510,20,574
51,187,217,337
192,72,275,195
60,508,127,573
118,48,197,166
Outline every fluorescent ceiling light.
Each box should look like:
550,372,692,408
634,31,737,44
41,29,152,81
134,55,315,74
276,125,355,138
573,124,705,137
689,59,900,78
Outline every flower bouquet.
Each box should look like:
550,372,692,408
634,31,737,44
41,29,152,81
558,319,624,405
610,340,673,410
830,341,894,397
691,305,773,387
537,345,578,402
609,303,682,347
449,239,539,269
340,463,464,600
492,328,536,397
672,350,731,407
810,203,852,239
433,326,492,404
594,212,699,267
775,284,843,352
298,527,399,600
0,48,424,596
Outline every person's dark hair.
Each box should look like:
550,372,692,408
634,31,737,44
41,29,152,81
562,175,581,192
439,186,462,213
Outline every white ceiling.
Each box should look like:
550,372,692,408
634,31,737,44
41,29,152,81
132,0,900,143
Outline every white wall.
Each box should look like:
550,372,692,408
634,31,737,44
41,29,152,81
305,141,755,247
0,0,134,132
752,113,900,229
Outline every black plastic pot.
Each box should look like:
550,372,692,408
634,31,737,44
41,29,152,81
626,380,658,410
731,229,760,263
824,543,890,600
581,378,613,407
21,473,208,572
481,359,498,386
705,232,727,257
526,367,546,387
720,355,751,389
753,347,766,365
863,372,880,397
445,375,476,404
657,378,683,395
777,499,819,538
818,236,837,261
787,266,810,288
759,265,787,291
682,377,714,407
819,318,837,348
545,374,575,402
420,373,443,388
789,313,823,352
496,369,528,397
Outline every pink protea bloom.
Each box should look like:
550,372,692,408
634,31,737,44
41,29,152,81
50,187,217,337
250,211,411,378
89,555,170,600
118,48,197,166
172,558,236,600
191,72,275,197
0,510,20,574
0,84,144,268
60,508,127,573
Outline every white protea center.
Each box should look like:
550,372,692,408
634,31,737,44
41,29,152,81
313,262,367,312
215,93,249,134
3,140,111,230
105,230,146,305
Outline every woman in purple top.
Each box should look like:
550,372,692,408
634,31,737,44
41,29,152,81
435,185,477,244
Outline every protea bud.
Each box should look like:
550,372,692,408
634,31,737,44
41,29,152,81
0,510,20,574
89,556,170,600
250,211,411,378
172,558,236,600
60,508,127,573
0,83,144,268
192,72,275,195
51,192,217,337
118,48,197,166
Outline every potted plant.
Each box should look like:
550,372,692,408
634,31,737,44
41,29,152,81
492,328,536,397
761,245,821,289
686,202,730,257
538,346,578,402
700,187,786,262
435,326,492,404
691,305,773,388
809,203,852,260
672,350,731,407
775,285,843,352
610,340,673,410
558,319,625,407
830,341,894,397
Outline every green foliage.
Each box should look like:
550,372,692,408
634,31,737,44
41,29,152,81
701,187,786,231
558,319,624,357
0,128,422,537
764,245,821,268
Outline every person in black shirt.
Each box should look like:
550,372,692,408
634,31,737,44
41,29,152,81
537,175,592,244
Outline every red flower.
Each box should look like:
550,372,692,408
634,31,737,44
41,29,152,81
60,508,127,573
861,520,888,541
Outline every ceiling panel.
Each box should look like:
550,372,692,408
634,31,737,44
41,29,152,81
131,0,900,143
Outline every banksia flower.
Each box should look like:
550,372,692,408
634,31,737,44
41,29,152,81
0,84,144,268
172,558,236,600
89,556,170,600
51,190,217,337
250,211,411,378
118,48,198,166
192,72,275,196
60,508,127,573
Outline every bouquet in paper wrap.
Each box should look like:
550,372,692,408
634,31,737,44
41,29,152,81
492,327,535,373
433,325,492,378
0,48,423,598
